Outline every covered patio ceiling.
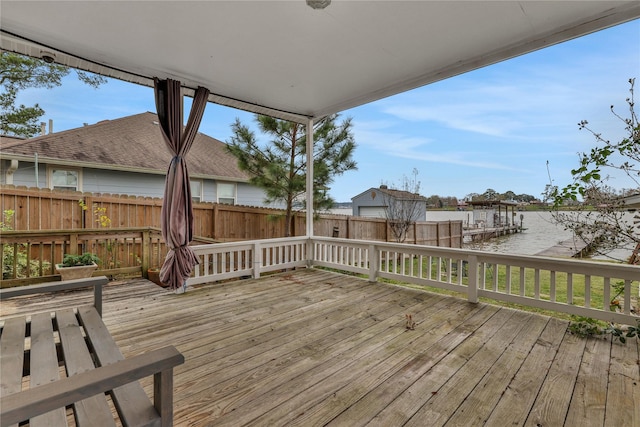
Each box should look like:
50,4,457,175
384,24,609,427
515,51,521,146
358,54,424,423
2,1,639,124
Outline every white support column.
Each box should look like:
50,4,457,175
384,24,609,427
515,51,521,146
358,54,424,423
306,118,314,237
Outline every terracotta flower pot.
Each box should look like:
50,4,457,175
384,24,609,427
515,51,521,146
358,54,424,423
148,268,168,287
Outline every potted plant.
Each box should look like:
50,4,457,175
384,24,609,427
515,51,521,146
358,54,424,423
147,266,168,288
56,252,100,281
146,241,168,287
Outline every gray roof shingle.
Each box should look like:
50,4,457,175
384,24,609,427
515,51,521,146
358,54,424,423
0,112,249,181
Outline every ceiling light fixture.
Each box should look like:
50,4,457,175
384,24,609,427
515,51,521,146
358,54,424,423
306,0,330,10
40,50,56,63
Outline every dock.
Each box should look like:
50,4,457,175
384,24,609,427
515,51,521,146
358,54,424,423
536,234,601,258
463,225,522,242
463,199,523,242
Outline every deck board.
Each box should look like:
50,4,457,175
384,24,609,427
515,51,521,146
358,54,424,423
565,334,611,427
1,268,638,427
484,317,567,426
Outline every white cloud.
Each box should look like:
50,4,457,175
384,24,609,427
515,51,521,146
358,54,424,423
353,119,519,171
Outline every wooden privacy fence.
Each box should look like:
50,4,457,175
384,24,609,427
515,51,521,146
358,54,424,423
0,227,220,288
320,215,463,247
0,228,160,287
0,185,463,246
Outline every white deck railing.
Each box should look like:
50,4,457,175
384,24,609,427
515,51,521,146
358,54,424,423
188,236,639,325
189,237,309,285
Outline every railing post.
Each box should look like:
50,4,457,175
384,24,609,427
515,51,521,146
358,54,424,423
253,242,261,279
70,232,79,255
306,238,314,268
467,255,478,303
368,244,378,283
142,229,150,278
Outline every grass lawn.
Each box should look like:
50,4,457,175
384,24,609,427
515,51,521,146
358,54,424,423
374,256,639,322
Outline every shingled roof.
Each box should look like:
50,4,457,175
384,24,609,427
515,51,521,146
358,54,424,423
352,185,427,202
0,112,249,181
377,186,428,202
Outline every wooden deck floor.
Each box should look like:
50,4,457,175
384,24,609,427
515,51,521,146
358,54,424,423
1,268,638,426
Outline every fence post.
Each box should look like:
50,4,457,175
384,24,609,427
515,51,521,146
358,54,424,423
467,254,478,303
212,204,218,240
368,243,378,283
69,232,79,255
80,195,87,229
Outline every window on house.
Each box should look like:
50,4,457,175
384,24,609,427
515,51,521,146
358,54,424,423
191,179,203,203
50,168,81,191
217,182,236,205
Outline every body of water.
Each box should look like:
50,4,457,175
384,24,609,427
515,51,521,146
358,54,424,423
429,210,570,256
330,208,634,261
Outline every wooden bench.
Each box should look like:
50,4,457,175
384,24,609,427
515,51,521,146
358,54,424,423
0,277,184,427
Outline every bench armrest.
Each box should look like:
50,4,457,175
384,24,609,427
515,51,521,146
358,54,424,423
0,276,108,316
0,345,184,427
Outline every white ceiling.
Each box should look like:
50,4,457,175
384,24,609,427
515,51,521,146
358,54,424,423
2,1,639,123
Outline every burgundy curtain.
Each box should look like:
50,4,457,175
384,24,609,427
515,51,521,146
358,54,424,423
154,78,210,290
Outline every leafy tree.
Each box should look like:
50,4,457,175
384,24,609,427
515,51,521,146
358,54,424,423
464,193,480,202
1,52,106,137
548,78,640,262
227,114,357,236
503,190,516,201
441,196,458,208
481,188,499,200
425,195,441,208
516,194,536,203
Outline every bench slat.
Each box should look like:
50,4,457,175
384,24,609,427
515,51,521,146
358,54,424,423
0,317,26,427
78,306,161,426
29,312,69,427
0,317,26,397
56,308,116,427
0,277,183,427
0,346,184,427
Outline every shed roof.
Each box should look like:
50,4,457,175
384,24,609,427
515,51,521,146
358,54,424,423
0,112,249,181
2,1,638,123
352,186,428,202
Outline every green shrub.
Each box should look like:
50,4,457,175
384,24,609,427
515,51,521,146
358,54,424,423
1,209,52,279
60,253,100,267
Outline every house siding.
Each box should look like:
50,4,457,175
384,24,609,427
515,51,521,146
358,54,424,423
237,183,281,208
2,161,47,188
352,188,389,218
352,187,427,221
1,160,285,208
1,112,280,208
83,168,165,197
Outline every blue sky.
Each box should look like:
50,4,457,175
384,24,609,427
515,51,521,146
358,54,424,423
13,19,640,203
